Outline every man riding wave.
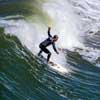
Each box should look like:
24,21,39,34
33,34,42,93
38,27,59,63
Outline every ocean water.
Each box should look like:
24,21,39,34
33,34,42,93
0,0,100,100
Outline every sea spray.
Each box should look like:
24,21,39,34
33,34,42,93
0,0,84,66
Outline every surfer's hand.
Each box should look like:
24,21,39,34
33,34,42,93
56,52,59,54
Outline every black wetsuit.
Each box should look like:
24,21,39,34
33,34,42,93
38,29,58,62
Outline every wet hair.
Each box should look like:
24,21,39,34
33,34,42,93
53,35,58,41
53,35,58,39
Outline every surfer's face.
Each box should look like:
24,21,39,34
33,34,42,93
53,37,58,42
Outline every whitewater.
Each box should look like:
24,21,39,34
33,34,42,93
0,0,82,67
0,0,100,66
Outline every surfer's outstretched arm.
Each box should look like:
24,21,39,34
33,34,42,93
48,27,52,37
52,43,59,54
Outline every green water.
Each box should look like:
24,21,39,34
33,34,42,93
0,27,100,100
0,1,100,100
0,28,67,100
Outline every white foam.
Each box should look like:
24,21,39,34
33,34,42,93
76,47,100,64
96,64,100,68
43,0,83,49
0,0,100,70
0,0,83,71
69,0,100,33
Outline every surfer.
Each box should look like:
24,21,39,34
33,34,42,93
38,27,59,63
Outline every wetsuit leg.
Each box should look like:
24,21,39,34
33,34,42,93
40,44,51,62
38,44,43,56
38,50,42,56
43,48,51,62
47,52,51,62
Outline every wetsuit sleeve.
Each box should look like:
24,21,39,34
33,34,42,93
52,43,58,54
48,27,52,37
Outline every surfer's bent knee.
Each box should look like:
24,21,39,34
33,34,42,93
39,44,44,50
39,44,42,48
48,52,51,56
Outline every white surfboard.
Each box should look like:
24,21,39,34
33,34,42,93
48,61,68,73
37,55,68,73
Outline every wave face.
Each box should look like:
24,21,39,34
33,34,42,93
0,0,100,100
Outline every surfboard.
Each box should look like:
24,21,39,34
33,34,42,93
48,61,68,73
37,55,67,73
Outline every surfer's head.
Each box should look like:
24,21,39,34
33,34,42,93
53,35,59,42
